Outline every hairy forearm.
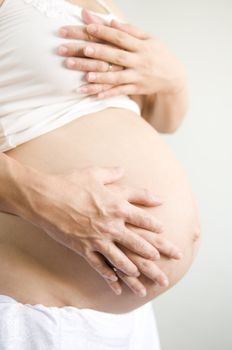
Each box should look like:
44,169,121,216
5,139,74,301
130,83,188,133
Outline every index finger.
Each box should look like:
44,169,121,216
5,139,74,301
58,24,101,43
86,23,140,51
125,205,163,233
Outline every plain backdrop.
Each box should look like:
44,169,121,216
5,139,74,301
116,1,232,349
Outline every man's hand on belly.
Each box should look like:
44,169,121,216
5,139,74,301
105,225,183,297
12,164,183,297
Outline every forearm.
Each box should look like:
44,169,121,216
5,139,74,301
131,83,188,133
0,152,46,218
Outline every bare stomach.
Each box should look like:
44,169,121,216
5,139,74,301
0,107,201,314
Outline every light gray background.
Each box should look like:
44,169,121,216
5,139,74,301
116,1,232,349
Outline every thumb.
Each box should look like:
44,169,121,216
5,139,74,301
98,166,125,185
81,8,107,25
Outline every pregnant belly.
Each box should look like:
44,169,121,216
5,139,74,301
0,108,201,313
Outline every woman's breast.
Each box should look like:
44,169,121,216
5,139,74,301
0,0,89,98
0,108,201,313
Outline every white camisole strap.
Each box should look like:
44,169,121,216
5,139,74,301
95,0,112,14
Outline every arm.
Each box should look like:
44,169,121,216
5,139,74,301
0,152,37,216
130,83,188,133
104,0,189,132
100,0,189,132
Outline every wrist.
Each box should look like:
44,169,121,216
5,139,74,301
162,70,188,96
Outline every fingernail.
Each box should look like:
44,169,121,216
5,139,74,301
113,166,124,172
97,92,105,98
88,73,96,82
67,58,75,67
157,225,164,233
138,289,147,297
152,196,164,204
87,24,98,34
111,276,118,282
78,87,88,93
161,278,169,287
153,252,160,260
58,46,68,55
134,270,141,277
176,252,184,259
59,28,68,37
103,274,118,282
115,287,122,295
85,46,95,56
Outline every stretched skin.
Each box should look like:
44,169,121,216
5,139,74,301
0,108,201,314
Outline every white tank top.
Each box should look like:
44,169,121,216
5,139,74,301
0,0,141,152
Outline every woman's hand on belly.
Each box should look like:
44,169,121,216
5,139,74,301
57,9,186,99
104,224,183,297
13,162,182,296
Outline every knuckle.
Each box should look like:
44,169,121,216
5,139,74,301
71,27,78,36
100,84,107,92
87,85,95,93
84,248,93,260
115,31,125,47
128,280,140,292
66,58,76,68
129,280,139,289
94,261,104,270
133,238,145,252
68,28,80,40
103,221,117,234
78,61,86,70
67,44,75,55
113,64,121,72
98,61,108,72
193,225,201,242
89,85,98,94
154,236,163,246
116,260,127,272
112,201,127,217
115,269,125,280
114,52,126,66
94,220,112,234
140,259,150,269
92,238,104,250
74,44,80,55
97,219,121,237
143,215,153,228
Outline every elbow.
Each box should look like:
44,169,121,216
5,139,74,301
154,115,186,134
156,123,180,134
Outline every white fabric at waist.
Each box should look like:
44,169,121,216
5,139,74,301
0,97,141,152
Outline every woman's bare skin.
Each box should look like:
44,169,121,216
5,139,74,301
0,0,201,313
0,108,201,313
